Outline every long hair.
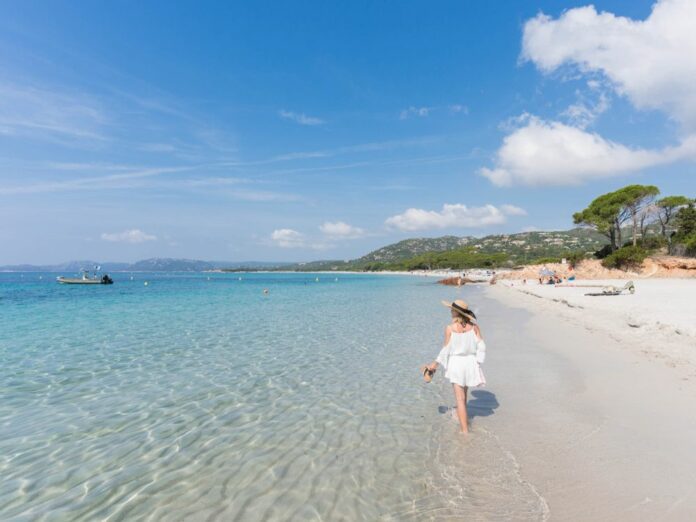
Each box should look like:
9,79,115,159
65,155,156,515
451,309,473,326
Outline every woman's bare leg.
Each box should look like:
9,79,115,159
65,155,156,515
453,384,468,433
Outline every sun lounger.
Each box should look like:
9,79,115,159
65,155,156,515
585,281,635,296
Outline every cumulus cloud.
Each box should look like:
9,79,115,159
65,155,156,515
385,203,525,232
481,1,696,187
400,106,431,120
278,110,325,126
101,229,157,243
319,221,365,239
480,116,696,186
269,228,333,250
270,228,306,248
521,0,696,129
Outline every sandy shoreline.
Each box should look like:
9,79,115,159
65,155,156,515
471,279,696,520
496,278,696,366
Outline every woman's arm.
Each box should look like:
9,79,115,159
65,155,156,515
428,326,452,371
475,340,486,364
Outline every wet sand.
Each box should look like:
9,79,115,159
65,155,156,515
475,284,696,520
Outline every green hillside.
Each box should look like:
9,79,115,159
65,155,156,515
286,228,609,271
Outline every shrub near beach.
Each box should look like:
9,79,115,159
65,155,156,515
673,203,696,256
601,246,650,270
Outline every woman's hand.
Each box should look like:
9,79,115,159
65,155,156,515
428,362,438,372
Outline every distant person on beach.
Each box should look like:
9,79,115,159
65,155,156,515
568,266,576,281
424,300,486,433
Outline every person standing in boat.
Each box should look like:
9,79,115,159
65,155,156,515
424,300,486,434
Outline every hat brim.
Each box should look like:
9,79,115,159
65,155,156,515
441,300,477,322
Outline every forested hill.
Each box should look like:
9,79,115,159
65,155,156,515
290,228,609,271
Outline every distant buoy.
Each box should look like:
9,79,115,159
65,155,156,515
263,288,269,294
130,276,134,280
238,277,242,281
144,281,149,286
39,276,43,280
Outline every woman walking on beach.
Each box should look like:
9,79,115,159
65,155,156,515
425,300,486,434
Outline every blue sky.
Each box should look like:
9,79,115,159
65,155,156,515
1,0,695,264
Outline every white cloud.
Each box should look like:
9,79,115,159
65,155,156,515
501,204,527,216
271,229,306,248
482,1,696,187
480,116,696,186
101,229,157,243
400,106,431,120
521,0,696,129
561,89,610,129
385,203,524,232
270,228,332,250
278,110,325,126
319,221,365,239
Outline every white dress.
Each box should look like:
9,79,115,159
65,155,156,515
436,329,486,388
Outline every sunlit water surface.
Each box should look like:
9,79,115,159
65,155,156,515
1,272,546,520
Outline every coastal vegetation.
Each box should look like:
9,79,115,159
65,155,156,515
288,229,608,271
600,245,650,270
573,184,660,252
573,184,694,269
296,184,694,274
673,202,696,256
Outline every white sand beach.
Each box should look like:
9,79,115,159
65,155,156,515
471,278,696,520
497,278,696,365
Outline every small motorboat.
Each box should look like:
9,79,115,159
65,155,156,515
57,269,113,285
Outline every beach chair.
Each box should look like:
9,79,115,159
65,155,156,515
585,281,635,296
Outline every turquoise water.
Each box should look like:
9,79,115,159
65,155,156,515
1,272,546,520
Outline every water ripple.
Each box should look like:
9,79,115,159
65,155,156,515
1,273,544,520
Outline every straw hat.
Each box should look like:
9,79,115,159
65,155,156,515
441,299,477,322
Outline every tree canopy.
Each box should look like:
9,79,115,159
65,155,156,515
573,187,647,251
614,185,660,246
575,185,694,258
656,196,692,238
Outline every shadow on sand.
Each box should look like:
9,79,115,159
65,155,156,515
438,389,499,419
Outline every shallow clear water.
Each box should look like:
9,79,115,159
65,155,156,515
1,272,546,521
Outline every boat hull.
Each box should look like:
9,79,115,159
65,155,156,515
56,277,112,285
